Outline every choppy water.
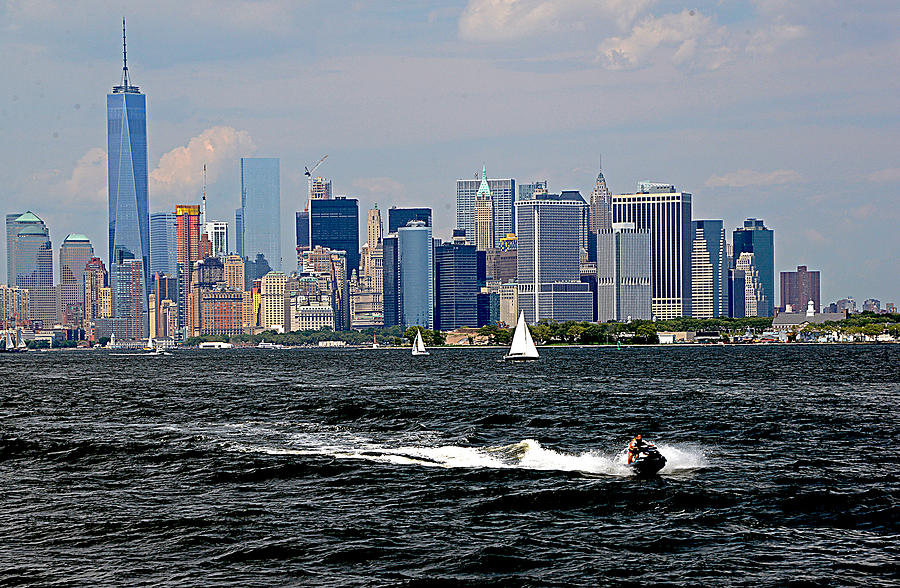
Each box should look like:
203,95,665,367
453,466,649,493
1,345,898,586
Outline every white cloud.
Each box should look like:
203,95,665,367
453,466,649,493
459,0,654,42
63,147,107,206
352,177,405,196
149,126,255,206
866,167,900,183
746,23,807,55
705,169,804,188
598,9,730,71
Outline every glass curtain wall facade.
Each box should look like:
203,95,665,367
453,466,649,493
457,174,515,246
515,194,593,323
108,81,149,309
381,234,400,327
309,197,360,276
597,223,651,322
398,222,433,328
241,158,281,270
691,220,728,318
13,221,55,326
611,187,693,320
387,207,432,234
149,212,177,277
58,234,94,323
434,241,478,330
732,218,774,316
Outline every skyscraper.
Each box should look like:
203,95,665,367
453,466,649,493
224,255,246,291
611,183,693,320
241,157,281,270
457,168,514,247
149,212,177,277
11,214,55,326
515,192,594,323
83,257,108,325
309,177,332,200
7,212,40,286
691,220,728,318
589,166,613,233
434,240,478,330
517,180,548,202
176,205,201,329
111,257,144,340
597,222,651,322
474,167,494,252
398,221,434,328
733,218,774,316
735,252,766,317
204,221,228,257
309,196,360,278
108,21,150,308
367,206,383,251
781,265,821,313
387,207,432,234
58,234,94,325
381,234,400,328
234,208,243,258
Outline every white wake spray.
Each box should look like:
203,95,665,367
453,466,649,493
225,429,708,477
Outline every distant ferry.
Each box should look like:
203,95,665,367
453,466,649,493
257,341,285,350
199,341,234,349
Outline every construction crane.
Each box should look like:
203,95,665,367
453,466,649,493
304,154,329,203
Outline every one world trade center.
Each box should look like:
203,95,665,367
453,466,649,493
107,20,149,329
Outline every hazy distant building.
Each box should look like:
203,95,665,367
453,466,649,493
234,208,243,258
691,220,728,319
515,192,593,323
149,212,177,277
0,285,29,328
398,221,433,328
387,207,432,234
58,234,94,325
300,245,351,331
597,223,651,322
485,247,517,283
241,157,281,270
863,298,880,313
435,240,478,330
733,218,774,316
611,183,692,319
517,180,548,202
10,213,55,327
780,265,820,313
457,167,514,248
223,255,245,292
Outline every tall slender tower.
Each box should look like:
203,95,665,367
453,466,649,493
589,158,613,233
108,19,149,318
474,166,494,251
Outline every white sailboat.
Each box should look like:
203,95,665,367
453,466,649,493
504,311,539,361
412,330,429,356
2,332,14,352
16,329,26,349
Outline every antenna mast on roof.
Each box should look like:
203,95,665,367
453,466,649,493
122,18,130,88
201,164,207,226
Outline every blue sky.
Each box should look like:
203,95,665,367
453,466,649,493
1,0,898,305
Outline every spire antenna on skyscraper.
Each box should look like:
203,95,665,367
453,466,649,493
122,18,129,88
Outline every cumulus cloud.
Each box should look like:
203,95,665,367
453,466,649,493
63,147,107,206
459,0,654,42
705,169,804,188
866,167,900,183
598,9,730,70
149,126,255,204
746,23,807,55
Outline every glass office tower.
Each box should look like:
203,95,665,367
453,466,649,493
732,218,774,316
241,158,281,270
108,56,149,306
691,220,728,319
58,234,94,323
398,222,433,328
149,212,177,277
387,207,432,234
11,215,55,326
309,196,360,276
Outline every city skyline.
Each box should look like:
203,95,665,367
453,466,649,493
1,3,898,304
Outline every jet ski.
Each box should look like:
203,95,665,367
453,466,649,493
628,444,667,476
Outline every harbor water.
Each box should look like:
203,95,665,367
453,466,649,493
1,345,898,586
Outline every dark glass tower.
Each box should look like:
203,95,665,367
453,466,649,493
732,218,774,316
108,21,149,301
309,197,359,276
388,207,432,234
434,241,478,330
241,157,281,270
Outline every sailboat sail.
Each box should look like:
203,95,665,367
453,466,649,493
506,311,539,359
4,332,13,350
16,329,25,349
412,330,429,355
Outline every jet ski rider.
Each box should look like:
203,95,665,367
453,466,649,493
627,434,648,464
